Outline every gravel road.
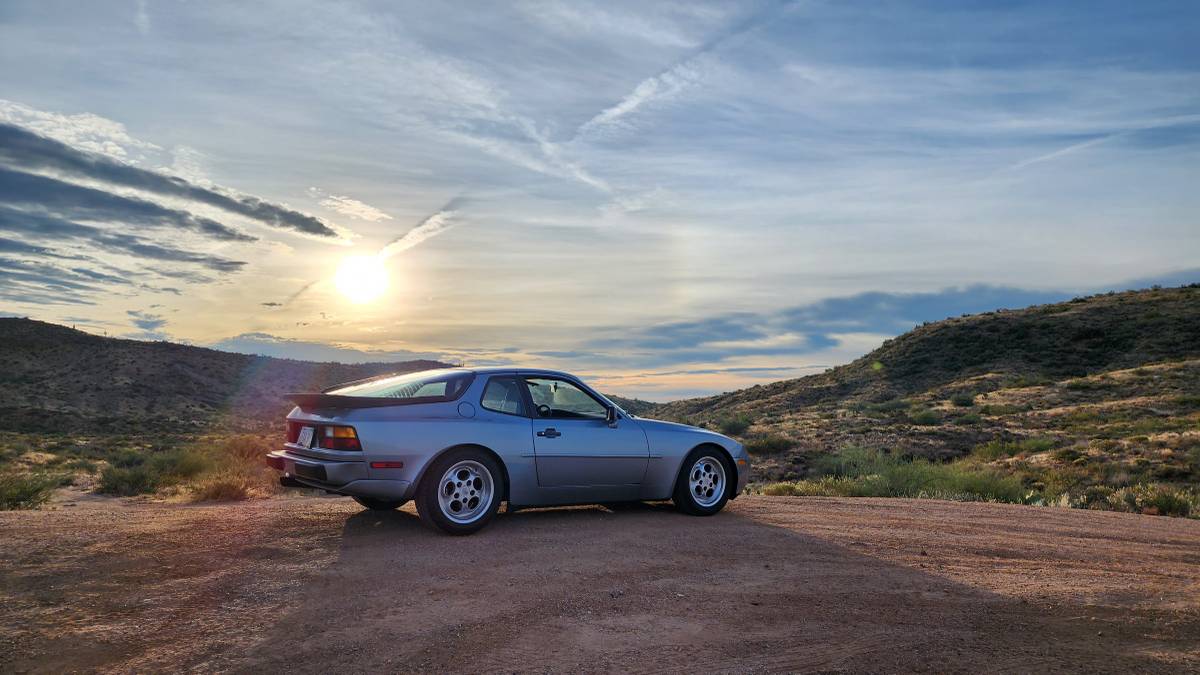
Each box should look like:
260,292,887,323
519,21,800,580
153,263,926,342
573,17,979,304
2,495,1198,673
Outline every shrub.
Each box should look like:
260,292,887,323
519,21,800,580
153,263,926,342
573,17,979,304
951,393,975,407
0,472,59,510
149,448,212,479
98,465,159,496
909,410,940,426
953,413,982,426
217,435,269,464
717,415,753,437
856,399,911,415
191,470,257,501
972,437,1056,461
1108,484,1196,518
797,448,1026,503
745,434,792,455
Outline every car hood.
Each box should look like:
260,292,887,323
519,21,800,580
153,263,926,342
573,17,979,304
635,417,732,442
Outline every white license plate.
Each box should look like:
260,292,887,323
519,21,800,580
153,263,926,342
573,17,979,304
296,426,314,447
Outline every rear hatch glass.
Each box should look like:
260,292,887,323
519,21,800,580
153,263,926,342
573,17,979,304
327,369,474,402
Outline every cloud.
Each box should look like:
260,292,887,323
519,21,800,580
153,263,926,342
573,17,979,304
127,309,166,331
378,199,462,259
0,123,344,239
0,167,256,242
133,0,150,35
575,2,787,139
210,332,441,364
577,61,704,137
308,187,392,222
0,99,160,161
580,274,1200,370
0,206,246,273
0,256,126,306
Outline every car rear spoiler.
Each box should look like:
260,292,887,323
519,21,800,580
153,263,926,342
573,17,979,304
285,393,451,411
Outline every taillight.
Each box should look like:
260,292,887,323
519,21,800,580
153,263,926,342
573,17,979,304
285,420,301,443
319,425,362,451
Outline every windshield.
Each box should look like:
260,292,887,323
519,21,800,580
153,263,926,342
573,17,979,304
328,369,474,401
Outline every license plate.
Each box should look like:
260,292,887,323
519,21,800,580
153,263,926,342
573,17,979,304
296,426,314,447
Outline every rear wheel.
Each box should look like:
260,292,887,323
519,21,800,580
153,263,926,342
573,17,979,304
673,447,733,516
353,496,407,511
416,448,504,535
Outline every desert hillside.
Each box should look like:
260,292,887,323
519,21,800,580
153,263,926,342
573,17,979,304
0,319,446,433
651,285,1200,496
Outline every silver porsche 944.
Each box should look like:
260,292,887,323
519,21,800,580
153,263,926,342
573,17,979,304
267,368,750,534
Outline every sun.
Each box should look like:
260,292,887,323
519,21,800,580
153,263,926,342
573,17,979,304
334,254,389,304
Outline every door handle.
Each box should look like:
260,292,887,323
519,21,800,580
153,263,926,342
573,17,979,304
537,428,561,438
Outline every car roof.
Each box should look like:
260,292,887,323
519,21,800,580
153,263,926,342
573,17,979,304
458,366,577,378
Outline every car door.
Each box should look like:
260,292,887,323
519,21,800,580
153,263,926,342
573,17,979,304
522,376,649,487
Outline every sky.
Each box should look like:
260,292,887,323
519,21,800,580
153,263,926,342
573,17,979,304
1,0,1198,400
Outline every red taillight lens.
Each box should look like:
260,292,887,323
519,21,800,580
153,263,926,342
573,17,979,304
319,425,361,451
285,420,301,443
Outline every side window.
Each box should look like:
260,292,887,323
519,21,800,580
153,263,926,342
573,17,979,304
524,377,607,419
481,376,526,416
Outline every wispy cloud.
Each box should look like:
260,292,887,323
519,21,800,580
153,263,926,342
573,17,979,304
307,187,392,222
133,0,151,35
0,206,246,273
0,167,256,242
0,123,345,239
378,199,463,259
127,309,165,331
575,1,788,139
577,60,705,137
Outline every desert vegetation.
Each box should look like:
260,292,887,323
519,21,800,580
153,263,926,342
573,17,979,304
0,432,288,504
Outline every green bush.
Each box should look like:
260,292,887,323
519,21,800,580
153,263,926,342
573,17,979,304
951,393,975,407
856,398,911,415
98,465,159,496
972,437,1056,461
953,413,982,426
745,434,792,455
909,410,940,426
791,448,1026,503
1108,484,1196,518
0,472,60,510
148,448,211,479
717,415,753,437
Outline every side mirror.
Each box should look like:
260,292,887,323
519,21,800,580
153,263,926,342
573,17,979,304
605,405,618,427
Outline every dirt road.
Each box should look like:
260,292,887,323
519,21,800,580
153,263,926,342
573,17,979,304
2,495,1198,673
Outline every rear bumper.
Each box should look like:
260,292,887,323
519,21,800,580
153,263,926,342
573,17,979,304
266,450,413,500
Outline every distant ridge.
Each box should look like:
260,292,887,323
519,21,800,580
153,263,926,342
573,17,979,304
655,284,1200,421
0,319,447,433
644,284,1200,481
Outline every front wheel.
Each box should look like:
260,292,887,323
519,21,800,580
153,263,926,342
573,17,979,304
674,447,733,516
416,448,504,535
353,496,407,511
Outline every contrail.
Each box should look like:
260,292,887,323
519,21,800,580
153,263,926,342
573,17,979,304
378,197,463,260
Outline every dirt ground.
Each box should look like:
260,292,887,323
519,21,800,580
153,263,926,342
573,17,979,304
2,494,1198,673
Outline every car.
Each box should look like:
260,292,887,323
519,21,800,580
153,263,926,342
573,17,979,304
267,367,750,535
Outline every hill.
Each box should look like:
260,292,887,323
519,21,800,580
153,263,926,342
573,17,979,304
654,285,1200,491
0,319,447,433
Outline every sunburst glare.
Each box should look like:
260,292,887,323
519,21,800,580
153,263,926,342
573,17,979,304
334,254,389,304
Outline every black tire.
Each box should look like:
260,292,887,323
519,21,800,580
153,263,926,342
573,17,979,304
673,446,734,516
416,447,504,535
353,496,407,511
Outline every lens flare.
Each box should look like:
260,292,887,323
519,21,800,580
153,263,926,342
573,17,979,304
334,255,388,304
